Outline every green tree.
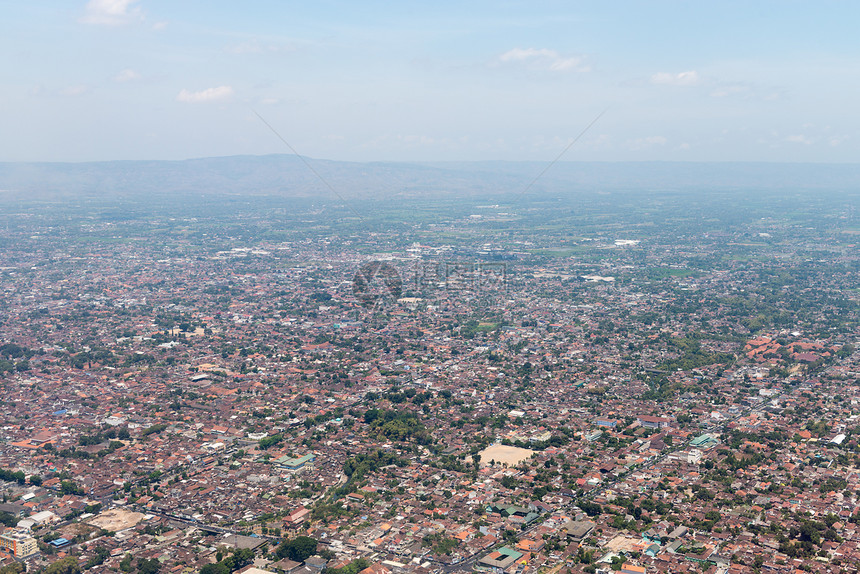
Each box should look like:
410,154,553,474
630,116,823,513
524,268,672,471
44,557,81,574
60,480,85,495
200,565,229,574
137,558,161,574
231,548,254,570
276,536,318,562
84,547,110,570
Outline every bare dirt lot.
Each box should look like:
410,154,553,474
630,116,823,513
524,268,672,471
58,522,98,540
474,444,535,467
603,534,643,554
87,508,145,531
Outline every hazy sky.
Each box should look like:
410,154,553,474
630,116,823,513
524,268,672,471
3,1,859,162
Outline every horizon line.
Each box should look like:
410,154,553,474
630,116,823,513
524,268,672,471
3,154,860,167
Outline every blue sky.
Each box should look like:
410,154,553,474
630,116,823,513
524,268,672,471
2,1,858,162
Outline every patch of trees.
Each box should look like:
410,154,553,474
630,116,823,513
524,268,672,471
499,475,518,489
423,532,458,555
721,452,764,472
69,347,116,369
575,547,596,565
836,344,855,359
639,497,672,516
274,536,318,562
0,343,34,360
819,476,848,494
141,423,168,436
459,318,500,339
57,447,94,460
725,429,787,450
640,375,688,401
578,501,602,517
432,454,467,473
342,450,402,480
199,548,254,574
692,510,721,531
0,359,29,373
310,502,351,523
500,433,568,451
60,480,85,495
43,557,81,574
258,434,283,449
383,388,432,405
363,408,431,444
805,420,830,438
76,427,129,454
659,336,735,372
0,468,26,484
136,558,161,574
326,559,370,574
121,352,156,367
778,519,841,558
84,547,110,570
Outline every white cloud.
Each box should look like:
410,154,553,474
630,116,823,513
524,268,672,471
152,21,168,30
113,69,140,83
498,48,588,72
80,0,143,26
650,70,699,86
176,86,234,103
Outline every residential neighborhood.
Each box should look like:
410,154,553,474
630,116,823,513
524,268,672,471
0,189,858,574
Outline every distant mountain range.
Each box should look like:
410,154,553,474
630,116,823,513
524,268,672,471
1,155,859,200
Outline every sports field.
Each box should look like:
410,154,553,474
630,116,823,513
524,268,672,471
475,444,535,467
